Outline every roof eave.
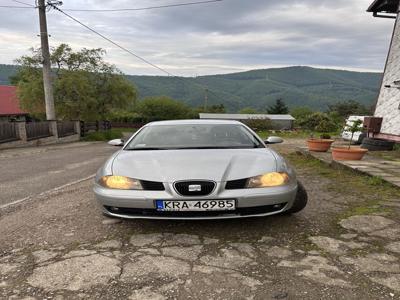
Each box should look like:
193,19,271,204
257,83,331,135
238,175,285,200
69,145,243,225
367,0,399,13
367,0,381,12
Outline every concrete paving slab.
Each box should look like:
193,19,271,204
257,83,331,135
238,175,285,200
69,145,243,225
297,147,400,189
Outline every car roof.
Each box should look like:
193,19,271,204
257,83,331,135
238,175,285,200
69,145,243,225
146,119,244,126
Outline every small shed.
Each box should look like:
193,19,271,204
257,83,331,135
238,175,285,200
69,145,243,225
367,0,400,142
199,113,295,130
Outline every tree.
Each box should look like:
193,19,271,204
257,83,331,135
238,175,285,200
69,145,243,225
291,106,313,120
207,104,226,113
266,98,289,114
239,107,258,114
137,96,191,121
297,112,339,133
191,103,226,118
327,100,371,119
12,44,136,120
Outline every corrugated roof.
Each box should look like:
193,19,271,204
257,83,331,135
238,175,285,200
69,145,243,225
0,85,27,116
367,0,399,13
199,113,295,121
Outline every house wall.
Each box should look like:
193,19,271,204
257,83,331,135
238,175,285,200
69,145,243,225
374,14,400,137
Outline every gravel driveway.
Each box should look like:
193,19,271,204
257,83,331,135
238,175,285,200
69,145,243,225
0,141,399,299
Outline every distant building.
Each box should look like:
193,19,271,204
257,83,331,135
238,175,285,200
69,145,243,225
367,0,400,142
199,113,295,130
0,85,28,122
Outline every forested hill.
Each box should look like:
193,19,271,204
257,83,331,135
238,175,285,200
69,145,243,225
0,64,382,111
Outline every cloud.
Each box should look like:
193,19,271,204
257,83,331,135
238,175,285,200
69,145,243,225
0,0,394,75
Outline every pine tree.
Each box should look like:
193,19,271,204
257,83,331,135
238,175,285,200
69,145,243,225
267,98,289,114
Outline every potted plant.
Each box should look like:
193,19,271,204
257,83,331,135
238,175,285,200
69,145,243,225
307,133,334,152
332,120,368,160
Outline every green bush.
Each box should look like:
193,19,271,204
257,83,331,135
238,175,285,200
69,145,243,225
107,110,142,123
137,96,192,121
243,118,272,131
82,128,135,141
320,133,331,139
298,112,338,133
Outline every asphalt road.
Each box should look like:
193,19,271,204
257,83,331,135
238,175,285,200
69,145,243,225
0,142,116,207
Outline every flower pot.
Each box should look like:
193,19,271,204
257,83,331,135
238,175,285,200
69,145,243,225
331,147,368,161
307,139,334,152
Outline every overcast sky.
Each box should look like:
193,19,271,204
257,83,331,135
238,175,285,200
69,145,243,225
0,0,395,76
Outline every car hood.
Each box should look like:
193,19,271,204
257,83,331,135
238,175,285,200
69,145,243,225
112,148,277,182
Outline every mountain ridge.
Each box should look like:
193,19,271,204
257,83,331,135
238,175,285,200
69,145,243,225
0,64,382,112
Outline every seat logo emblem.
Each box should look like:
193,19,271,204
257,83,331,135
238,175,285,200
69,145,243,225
188,184,201,192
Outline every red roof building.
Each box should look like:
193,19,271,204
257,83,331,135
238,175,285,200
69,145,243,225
0,85,28,119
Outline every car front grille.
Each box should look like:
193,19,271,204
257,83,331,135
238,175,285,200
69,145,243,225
140,180,165,191
225,178,248,190
104,203,287,218
174,181,216,196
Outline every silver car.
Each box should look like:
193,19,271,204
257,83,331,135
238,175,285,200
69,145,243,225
94,120,307,220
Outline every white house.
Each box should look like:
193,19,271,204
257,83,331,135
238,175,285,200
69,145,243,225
368,0,400,142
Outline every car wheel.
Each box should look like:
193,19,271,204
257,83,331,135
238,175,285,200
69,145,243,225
285,181,308,214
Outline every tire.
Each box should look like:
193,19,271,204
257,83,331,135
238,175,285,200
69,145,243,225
361,138,394,151
285,181,308,214
356,133,367,145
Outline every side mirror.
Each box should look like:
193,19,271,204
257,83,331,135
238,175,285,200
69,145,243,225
108,139,124,147
264,136,283,144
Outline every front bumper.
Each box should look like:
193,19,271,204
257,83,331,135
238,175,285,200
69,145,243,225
94,181,298,220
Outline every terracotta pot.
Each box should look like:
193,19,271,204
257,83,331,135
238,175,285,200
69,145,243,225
307,139,334,152
331,147,368,161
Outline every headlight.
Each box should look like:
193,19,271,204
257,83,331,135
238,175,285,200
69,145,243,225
246,172,289,188
98,176,143,190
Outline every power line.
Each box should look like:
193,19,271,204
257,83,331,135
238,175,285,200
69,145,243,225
49,4,174,76
49,3,222,104
0,5,33,8
10,0,35,7
62,0,223,12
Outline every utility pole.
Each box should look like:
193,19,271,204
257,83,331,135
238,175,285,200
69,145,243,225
204,88,208,111
38,0,56,120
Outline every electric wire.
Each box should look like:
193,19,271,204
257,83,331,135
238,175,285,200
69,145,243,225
10,0,35,7
49,4,174,76
62,0,223,12
47,2,222,104
0,5,33,8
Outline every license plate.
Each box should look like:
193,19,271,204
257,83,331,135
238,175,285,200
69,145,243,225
155,200,236,211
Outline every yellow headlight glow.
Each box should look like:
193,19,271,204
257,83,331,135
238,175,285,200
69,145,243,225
99,176,143,190
247,172,289,188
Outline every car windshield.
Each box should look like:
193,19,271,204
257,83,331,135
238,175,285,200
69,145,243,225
125,124,264,150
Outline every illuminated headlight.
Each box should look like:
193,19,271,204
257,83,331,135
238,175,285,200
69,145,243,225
246,172,289,188
98,176,143,190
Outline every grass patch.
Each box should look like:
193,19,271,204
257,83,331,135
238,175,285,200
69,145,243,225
82,128,136,141
350,205,392,216
286,153,399,219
